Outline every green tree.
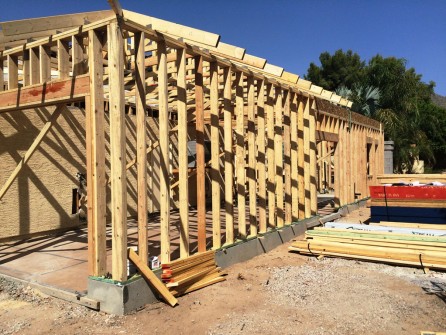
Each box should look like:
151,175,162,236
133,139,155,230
305,49,365,91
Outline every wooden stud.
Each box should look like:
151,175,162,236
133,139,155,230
309,100,317,215
247,75,257,236
0,105,64,201
7,55,18,89
297,96,305,218
72,35,86,76
210,61,221,248
256,79,267,233
0,54,4,91
57,40,70,79
274,87,284,227
303,97,311,218
108,21,127,281
176,48,189,258
23,50,30,86
223,67,234,244
283,90,292,225
266,83,276,228
86,29,107,277
195,55,206,252
39,45,51,83
135,31,148,265
235,71,246,238
290,92,298,222
30,47,40,84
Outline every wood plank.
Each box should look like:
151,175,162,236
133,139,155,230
290,93,299,222
170,276,225,296
266,83,276,228
86,28,106,277
128,248,178,307
30,47,40,85
0,105,64,202
7,54,18,89
108,21,127,281
72,35,86,76
247,75,257,236
163,250,215,269
377,174,446,184
158,40,171,263
283,90,292,225
135,31,148,265
0,74,89,113
223,67,234,244
374,221,446,230
303,97,311,217
176,48,189,258
23,50,30,86
0,53,3,91
274,87,284,227
257,79,267,233
309,101,317,215
39,45,51,83
210,61,221,248
297,96,305,218
107,0,123,16
195,55,206,252
57,40,70,79
316,130,339,143
235,71,246,238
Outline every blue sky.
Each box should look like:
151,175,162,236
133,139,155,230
2,0,445,95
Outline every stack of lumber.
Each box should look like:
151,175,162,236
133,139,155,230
162,250,226,297
289,222,446,271
369,185,446,224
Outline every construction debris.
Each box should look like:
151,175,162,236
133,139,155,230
289,223,446,271
161,250,226,297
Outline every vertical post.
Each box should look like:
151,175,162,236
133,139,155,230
158,40,171,262
235,71,246,238
0,54,4,91
334,118,341,207
290,92,299,222
23,50,30,86
195,55,206,252
210,61,221,248
176,48,189,258
257,79,267,233
30,47,39,84
266,83,276,228
39,45,51,83
57,40,70,80
274,87,284,227
72,35,86,76
108,21,127,281
247,75,257,236
283,90,291,225
135,31,148,265
297,96,305,218
86,29,106,277
7,55,18,89
303,97,311,218
309,100,317,215
223,67,234,244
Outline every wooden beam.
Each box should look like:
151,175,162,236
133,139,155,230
309,101,317,215
297,96,305,218
247,75,257,236
316,130,339,143
274,87,284,227
266,84,276,228
72,35,86,76
257,79,267,233
30,47,39,85
195,55,206,252
0,53,3,91
158,40,171,263
210,61,221,249
107,0,123,17
7,54,18,89
86,29,106,277
290,93,298,222
39,45,51,83
303,97,311,218
0,105,64,202
108,21,127,282
176,48,189,258
223,67,234,244
235,71,246,238
135,31,148,265
283,90,292,225
57,40,70,79
0,74,89,113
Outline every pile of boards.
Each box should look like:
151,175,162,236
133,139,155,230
162,250,226,297
289,221,446,271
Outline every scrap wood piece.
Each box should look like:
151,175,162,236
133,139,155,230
127,248,178,307
170,276,226,297
162,250,215,269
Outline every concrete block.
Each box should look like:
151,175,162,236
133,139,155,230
216,238,262,269
258,230,283,253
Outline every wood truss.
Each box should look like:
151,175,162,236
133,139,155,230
0,9,384,282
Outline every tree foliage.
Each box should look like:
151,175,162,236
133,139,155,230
306,49,446,171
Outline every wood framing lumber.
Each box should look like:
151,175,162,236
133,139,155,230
170,276,226,297
370,199,446,208
303,97,311,217
297,96,305,218
0,104,64,201
163,259,216,278
324,222,446,237
57,40,70,79
123,10,220,47
162,250,215,270
274,87,284,227
290,93,299,222
170,267,221,286
128,248,178,307
257,79,267,233
266,83,276,228
108,21,127,282
0,74,89,113
316,130,339,143
283,90,292,225
247,76,257,236
372,222,446,230
7,55,18,89
309,100,317,215
135,31,148,265
377,174,446,185
107,0,123,17
176,48,190,258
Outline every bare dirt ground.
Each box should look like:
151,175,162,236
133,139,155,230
1,209,446,335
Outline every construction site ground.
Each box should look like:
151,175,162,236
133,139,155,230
1,207,446,335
